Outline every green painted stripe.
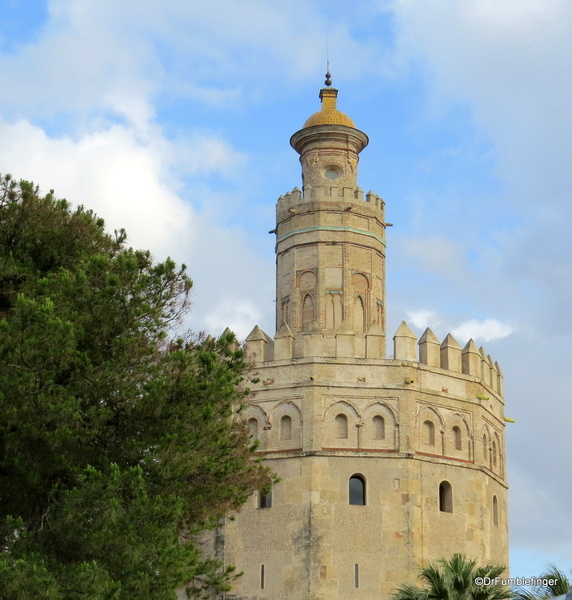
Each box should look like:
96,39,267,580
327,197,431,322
277,226,386,246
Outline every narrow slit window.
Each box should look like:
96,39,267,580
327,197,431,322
493,495,499,526
260,564,265,589
349,475,366,506
354,563,359,588
259,489,272,509
439,481,453,513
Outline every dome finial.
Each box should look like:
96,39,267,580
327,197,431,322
325,59,332,87
301,60,356,129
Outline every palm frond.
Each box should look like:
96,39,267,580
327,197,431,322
540,564,571,597
393,553,511,600
393,583,431,600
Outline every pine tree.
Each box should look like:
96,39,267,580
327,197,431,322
0,174,273,599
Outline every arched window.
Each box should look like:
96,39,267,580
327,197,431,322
302,293,314,330
373,416,385,440
439,481,453,513
483,434,488,461
493,495,499,526
335,414,348,439
352,273,368,294
376,300,384,328
452,426,462,451
260,565,265,589
492,440,498,468
353,296,365,333
281,299,290,325
333,294,343,328
300,271,316,290
259,489,272,509
349,475,366,505
248,418,258,439
325,293,343,329
280,415,292,441
423,420,435,446
325,293,335,329
354,564,360,588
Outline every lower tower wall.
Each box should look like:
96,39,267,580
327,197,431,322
198,354,508,600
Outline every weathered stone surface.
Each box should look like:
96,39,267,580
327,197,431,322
419,327,440,367
273,320,295,360
393,321,417,361
440,333,462,372
201,355,508,600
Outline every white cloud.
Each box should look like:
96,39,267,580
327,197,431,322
203,300,265,341
406,309,440,331
0,2,158,127
388,0,572,330
391,0,572,201
0,116,274,338
388,1,572,568
0,119,191,251
451,318,513,343
181,217,275,339
403,311,513,344
0,0,391,128
399,235,469,281
0,116,249,247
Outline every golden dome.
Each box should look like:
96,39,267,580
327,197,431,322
303,87,356,129
303,109,356,128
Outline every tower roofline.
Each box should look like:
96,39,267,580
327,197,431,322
289,124,369,155
300,75,359,130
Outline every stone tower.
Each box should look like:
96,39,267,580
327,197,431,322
207,76,509,600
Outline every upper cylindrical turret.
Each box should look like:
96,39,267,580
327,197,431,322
290,82,368,193
275,75,386,347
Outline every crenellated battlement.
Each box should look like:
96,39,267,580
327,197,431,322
276,185,385,206
393,321,504,396
245,320,503,398
276,185,385,222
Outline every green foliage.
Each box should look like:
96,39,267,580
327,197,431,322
0,174,273,599
392,553,512,600
513,564,571,600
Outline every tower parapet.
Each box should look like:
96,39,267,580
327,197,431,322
276,186,385,221
245,321,504,404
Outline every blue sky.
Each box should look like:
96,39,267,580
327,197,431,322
1,0,571,582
